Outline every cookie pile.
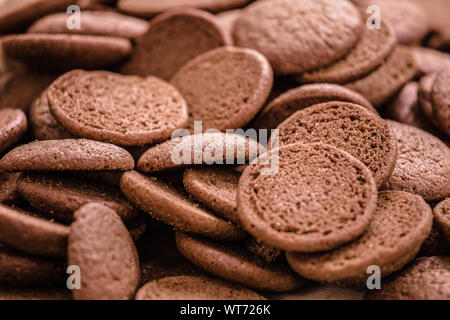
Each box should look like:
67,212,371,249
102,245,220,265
0,0,449,301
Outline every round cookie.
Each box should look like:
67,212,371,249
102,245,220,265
275,102,397,188
17,173,138,224
1,34,132,71
68,203,140,300
433,198,450,242
28,11,149,38
117,0,252,18
136,275,265,300
137,132,264,173
0,205,69,258
383,121,450,201
287,191,433,286
120,171,245,241
364,256,450,300
170,46,273,132
121,8,231,81
238,142,378,252
47,70,188,146
0,108,27,155
296,19,396,84
344,46,416,108
183,167,241,225
255,84,375,130
176,232,305,292
233,0,363,75
0,286,71,300
0,139,134,172
0,172,21,204
418,73,440,128
430,70,450,137
410,46,450,77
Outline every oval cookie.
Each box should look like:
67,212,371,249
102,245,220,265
410,46,450,77
430,70,450,137
0,108,27,155
418,73,440,128
433,198,450,242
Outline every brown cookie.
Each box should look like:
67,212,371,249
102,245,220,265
364,256,450,300
0,172,21,204
120,171,245,241
237,142,377,252
117,0,252,18
287,191,433,286
431,70,450,137
171,46,273,132
137,132,264,173
176,232,305,292
140,257,204,285
0,139,134,171
68,203,140,300
1,34,132,71
344,46,416,108
418,73,440,128
433,198,450,242
28,11,149,38
121,8,231,81
183,167,241,225
17,173,138,224
255,83,375,130
216,9,241,40
410,46,450,77
47,70,188,146
0,108,27,154
234,0,363,75
276,102,397,188
296,19,396,84
0,205,69,258
383,121,450,201
0,286,71,300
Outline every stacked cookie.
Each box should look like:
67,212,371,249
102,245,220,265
0,0,449,301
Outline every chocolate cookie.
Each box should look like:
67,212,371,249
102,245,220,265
431,70,450,137
17,173,138,224
137,133,263,173
68,203,140,300
0,286,71,300
287,191,433,286
237,142,377,252
383,121,450,201
47,70,188,146
121,8,231,80
0,108,27,154
275,102,396,187
0,139,134,171
171,46,273,132
234,0,363,75
410,46,450,77
136,275,265,300
0,172,21,204
418,73,440,128
364,256,450,300
28,11,149,38
433,198,450,242
1,34,132,71
344,46,416,108
176,232,305,292
0,205,69,258
120,171,245,241
296,19,396,84
255,84,375,130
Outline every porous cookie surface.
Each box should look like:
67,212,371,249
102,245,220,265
0,108,27,154
136,275,265,300
287,191,433,286
1,34,132,70
383,121,450,201
120,171,245,241
183,167,241,224
0,205,69,258
121,8,230,80
176,232,305,292
0,139,134,171
344,46,416,108
137,133,263,173
364,256,450,300
297,19,396,84
275,102,397,188
17,173,138,224
433,198,450,242
68,203,140,300
255,84,375,130
234,0,363,75
0,172,21,204
238,143,377,252
28,11,149,38
171,46,273,132
47,70,188,146
431,70,450,136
